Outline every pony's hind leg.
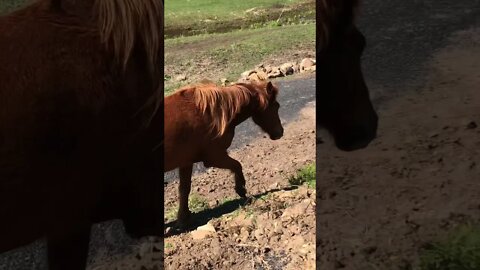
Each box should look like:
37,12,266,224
204,152,247,198
47,226,91,270
178,165,193,227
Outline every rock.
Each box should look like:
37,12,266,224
174,74,187,81
191,230,213,240
256,70,268,80
293,64,301,73
209,200,219,208
267,68,283,78
264,65,273,74
300,58,315,72
220,78,228,86
241,70,255,78
268,182,280,190
197,222,216,233
247,72,259,81
248,70,268,81
280,63,295,76
304,65,316,72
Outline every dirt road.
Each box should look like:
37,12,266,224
317,27,480,270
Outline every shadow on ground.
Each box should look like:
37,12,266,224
165,186,298,237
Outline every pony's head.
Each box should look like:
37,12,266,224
318,0,378,151
250,81,284,140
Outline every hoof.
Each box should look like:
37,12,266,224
235,186,247,198
177,211,192,229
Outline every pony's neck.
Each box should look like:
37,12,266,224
229,89,261,128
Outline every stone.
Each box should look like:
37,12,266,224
280,63,295,76
241,70,255,78
197,222,216,233
191,230,213,240
174,74,187,81
220,78,229,86
300,58,315,72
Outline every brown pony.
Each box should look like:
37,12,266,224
165,81,283,226
0,0,163,269
317,0,378,151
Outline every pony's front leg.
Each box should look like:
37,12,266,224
47,226,91,270
178,165,193,227
205,153,247,198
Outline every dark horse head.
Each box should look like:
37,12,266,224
250,81,284,140
317,0,378,151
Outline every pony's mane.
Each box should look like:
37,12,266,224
319,0,359,49
45,0,162,77
95,0,162,76
178,82,273,137
93,0,163,126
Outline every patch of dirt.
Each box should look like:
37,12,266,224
317,28,480,269
163,103,316,269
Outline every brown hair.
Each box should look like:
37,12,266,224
95,0,162,75
178,82,276,137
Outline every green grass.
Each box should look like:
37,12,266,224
164,242,174,250
188,193,210,213
0,0,28,14
166,0,300,19
164,23,315,95
419,224,480,270
165,206,178,222
165,0,314,38
164,193,210,222
288,163,316,188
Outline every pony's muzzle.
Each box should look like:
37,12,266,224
335,120,378,151
269,127,284,140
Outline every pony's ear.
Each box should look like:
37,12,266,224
265,81,278,99
266,81,274,95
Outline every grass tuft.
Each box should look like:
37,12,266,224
188,193,210,213
419,224,480,270
288,163,316,188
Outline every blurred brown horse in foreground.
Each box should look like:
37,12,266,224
165,81,283,226
0,0,163,269
317,0,378,151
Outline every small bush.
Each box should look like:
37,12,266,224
420,224,480,270
188,193,210,213
288,163,316,188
